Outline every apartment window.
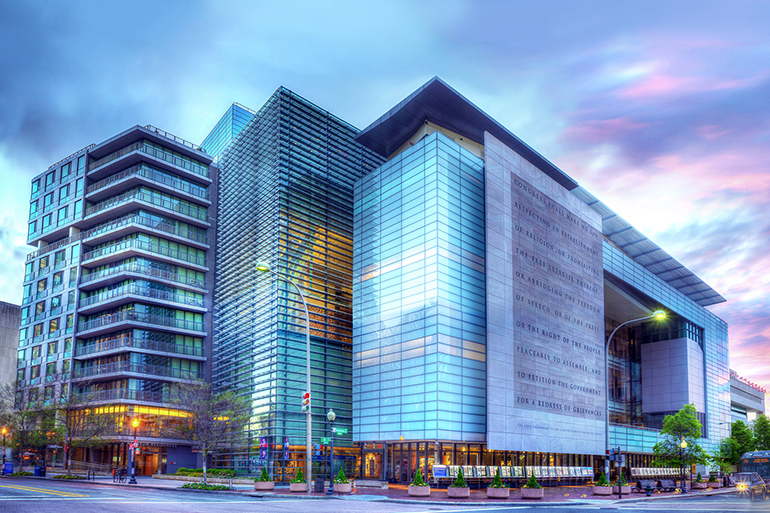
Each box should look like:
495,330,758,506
31,345,41,359
71,245,80,260
68,290,75,305
28,221,37,236
51,295,61,309
46,363,56,377
53,271,63,286
64,338,72,353
33,324,43,337
62,360,70,373
40,255,48,269
16,369,25,382
77,155,86,174
61,162,71,178
17,349,26,362
54,250,66,266
75,177,84,193
59,184,70,203
25,262,33,276
31,179,41,195
45,171,56,189
74,199,83,217
57,206,68,224
65,314,74,330
35,302,44,315
44,192,54,209
37,279,47,292
19,327,28,342
44,386,54,402
30,200,39,216
23,284,32,299
49,318,59,332
42,213,52,229
29,387,39,402
47,341,57,355
21,306,30,321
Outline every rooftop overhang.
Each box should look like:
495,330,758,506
355,76,578,191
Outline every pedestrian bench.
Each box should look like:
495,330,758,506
631,479,659,493
658,479,678,492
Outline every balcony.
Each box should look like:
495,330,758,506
78,283,205,314
72,361,203,381
86,164,210,205
83,188,209,228
81,212,209,249
81,238,207,270
73,388,169,405
75,336,204,359
77,310,205,337
80,260,206,292
87,140,211,184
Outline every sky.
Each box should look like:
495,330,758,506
1,1,769,393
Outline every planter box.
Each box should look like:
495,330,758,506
487,487,510,499
447,486,470,498
408,485,431,496
693,482,708,489
593,486,612,495
521,487,544,499
707,481,720,488
612,485,631,494
254,481,275,491
289,482,307,492
333,482,352,493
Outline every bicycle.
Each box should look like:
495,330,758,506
113,468,127,483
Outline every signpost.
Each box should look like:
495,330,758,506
332,427,348,435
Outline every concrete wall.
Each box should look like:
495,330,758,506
641,338,705,413
0,301,21,389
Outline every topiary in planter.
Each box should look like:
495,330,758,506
487,467,510,498
408,469,431,497
593,470,612,495
333,468,352,493
254,467,275,491
448,467,470,498
521,471,543,499
289,468,307,492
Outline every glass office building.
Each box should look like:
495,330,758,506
18,126,217,474
352,77,730,483
206,88,383,478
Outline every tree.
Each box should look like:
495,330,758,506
731,420,756,465
710,437,738,474
166,381,250,484
753,415,770,451
0,384,49,472
652,404,709,469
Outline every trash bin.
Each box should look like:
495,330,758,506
39,467,46,477
314,477,325,492
34,466,41,477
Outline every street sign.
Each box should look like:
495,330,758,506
333,427,348,435
321,437,331,444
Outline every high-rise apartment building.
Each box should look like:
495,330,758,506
202,87,383,476
18,126,216,473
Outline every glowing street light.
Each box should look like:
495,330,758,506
257,261,312,494
128,417,139,484
605,310,666,478
680,438,688,494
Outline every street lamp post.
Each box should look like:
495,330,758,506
2,427,7,475
680,439,688,494
605,310,665,478
327,409,336,495
128,417,139,484
257,262,312,494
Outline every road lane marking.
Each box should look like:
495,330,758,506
0,484,89,497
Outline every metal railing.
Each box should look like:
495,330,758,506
73,388,169,404
26,232,83,262
75,336,203,358
85,187,208,222
77,310,204,333
88,141,209,178
86,164,209,200
79,283,204,309
145,125,200,152
72,360,203,380
82,212,208,245
80,260,205,289
81,238,207,267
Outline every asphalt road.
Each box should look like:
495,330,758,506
0,478,763,513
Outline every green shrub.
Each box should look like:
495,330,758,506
523,471,541,489
9,471,34,477
181,482,231,490
52,474,83,480
615,473,627,486
334,468,348,484
708,474,717,482
255,467,271,482
595,470,610,486
451,467,467,488
489,467,505,488
411,468,428,486
290,468,305,484
695,472,703,483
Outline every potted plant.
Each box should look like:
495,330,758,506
707,474,720,488
521,471,544,499
333,468,352,493
612,474,631,494
487,467,510,499
447,467,470,498
408,469,431,497
289,468,307,492
693,472,707,489
254,467,275,491
593,470,612,496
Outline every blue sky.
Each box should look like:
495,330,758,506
1,0,769,391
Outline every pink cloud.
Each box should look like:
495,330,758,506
697,124,730,140
562,117,649,143
618,74,699,99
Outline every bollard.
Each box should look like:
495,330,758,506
352,479,356,494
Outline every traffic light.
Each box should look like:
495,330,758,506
313,444,320,457
607,448,615,461
301,392,311,413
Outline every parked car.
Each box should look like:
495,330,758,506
734,472,768,502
